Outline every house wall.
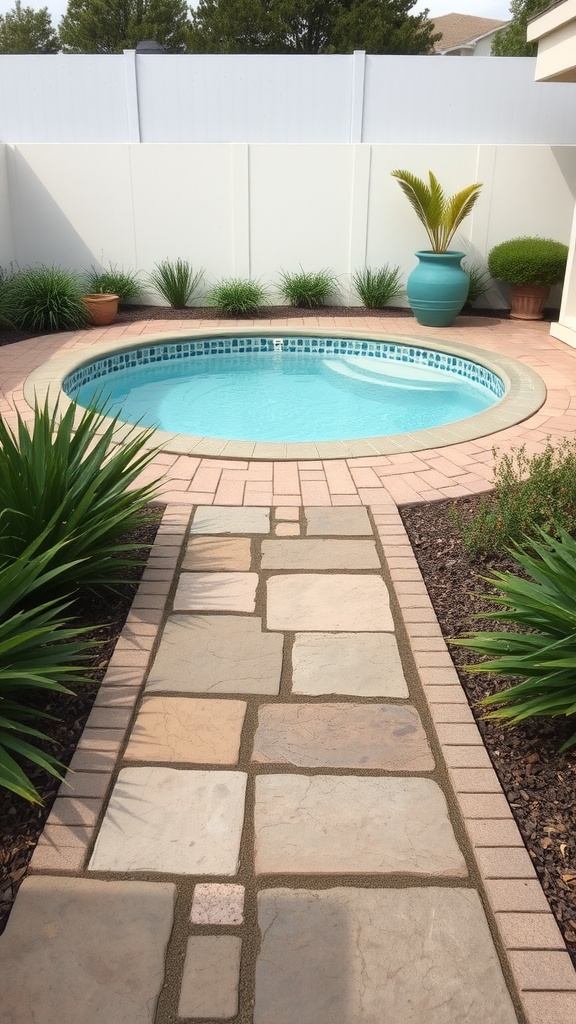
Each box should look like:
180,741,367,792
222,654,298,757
0,145,14,266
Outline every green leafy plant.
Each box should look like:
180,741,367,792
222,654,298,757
463,262,491,305
0,266,87,332
85,264,142,305
488,237,568,287
207,278,267,316
352,265,403,308
278,268,337,308
149,259,204,308
0,536,93,803
450,528,576,751
391,170,482,253
451,440,576,560
0,397,161,597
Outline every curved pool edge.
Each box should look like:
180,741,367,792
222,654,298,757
23,327,547,461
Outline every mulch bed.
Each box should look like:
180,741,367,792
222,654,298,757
402,497,576,967
0,514,163,935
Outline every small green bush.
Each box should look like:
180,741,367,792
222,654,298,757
450,528,576,751
488,237,568,287
279,269,337,308
0,266,87,332
0,397,161,598
451,439,576,560
207,278,267,316
463,262,491,305
85,265,142,305
352,265,403,308
149,259,204,308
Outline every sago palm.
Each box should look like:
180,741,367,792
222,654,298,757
391,170,482,253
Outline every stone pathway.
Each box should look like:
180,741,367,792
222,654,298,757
1,503,576,1023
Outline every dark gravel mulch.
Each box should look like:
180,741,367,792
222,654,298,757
402,497,576,966
0,514,163,934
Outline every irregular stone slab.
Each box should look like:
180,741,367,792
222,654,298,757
89,768,247,875
191,883,245,924
0,876,175,1024
124,697,246,764
191,505,270,534
174,572,258,612
147,616,283,695
305,506,372,536
254,887,518,1024
179,936,242,1019
183,536,252,571
254,775,466,876
267,575,393,632
261,539,380,570
252,703,433,771
292,632,408,697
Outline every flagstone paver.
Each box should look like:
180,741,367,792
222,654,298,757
179,936,242,1019
174,571,258,612
0,876,176,1024
304,506,372,534
191,505,270,533
124,696,246,763
182,535,252,570
252,703,434,770
266,573,394,631
261,538,380,569
291,631,409,696
191,883,245,925
254,887,518,1024
254,775,467,876
146,615,283,693
89,768,247,874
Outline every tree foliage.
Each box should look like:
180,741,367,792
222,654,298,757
59,0,190,53
491,0,549,57
188,0,439,55
0,1,59,53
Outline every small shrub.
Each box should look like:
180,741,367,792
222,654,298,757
450,528,576,751
279,269,337,308
207,278,267,316
0,266,87,332
0,397,161,598
450,439,576,560
352,265,403,308
488,237,568,287
463,262,491,305
149,259,204,308
85,265,142,305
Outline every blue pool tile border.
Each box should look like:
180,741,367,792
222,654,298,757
62,336,505,400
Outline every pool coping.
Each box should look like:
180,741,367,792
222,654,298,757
23,327,547,461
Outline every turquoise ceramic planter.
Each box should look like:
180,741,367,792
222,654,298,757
407,251,469,328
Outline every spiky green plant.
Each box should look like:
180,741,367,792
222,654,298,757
463,262,491,305
278,269,337,308
149,259,204,308
451,528,576,751
207,278,267,316
0,266,87,332
85,265,142,305
391,170,482,253
352,265,403,308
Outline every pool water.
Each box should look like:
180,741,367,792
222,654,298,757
73,351,498,442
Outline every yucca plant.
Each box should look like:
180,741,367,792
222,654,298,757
149,259,204,308
0,536,93,803
391,170,482,253
0,397,161,597
85,265,142,305
0,266,87,332
352,265,403,308
279,269,337,308
450,528,576,751
207,278,267,316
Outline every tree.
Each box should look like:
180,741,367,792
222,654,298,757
0,1,59,53
59,0,190,54
491,0,550,57
188,0,439,55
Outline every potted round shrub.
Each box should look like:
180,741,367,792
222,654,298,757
391,170,482,328
487,236,569,320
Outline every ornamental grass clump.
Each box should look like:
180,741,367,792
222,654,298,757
463,262,491,305
85,265,142,305
0,266,87,332
352,265,403,308
450,529,576,751
488,237,568,287
279,269,337,308
451,440,576,560
207,278,267,316
149,259,204,308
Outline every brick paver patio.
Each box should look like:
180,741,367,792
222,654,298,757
1,315,576,1021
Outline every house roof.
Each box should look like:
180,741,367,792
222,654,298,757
431,13,509,52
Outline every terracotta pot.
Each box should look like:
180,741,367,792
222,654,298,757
82,293,119,326
509,285,550,321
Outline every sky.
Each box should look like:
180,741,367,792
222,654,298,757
0,0,514,28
